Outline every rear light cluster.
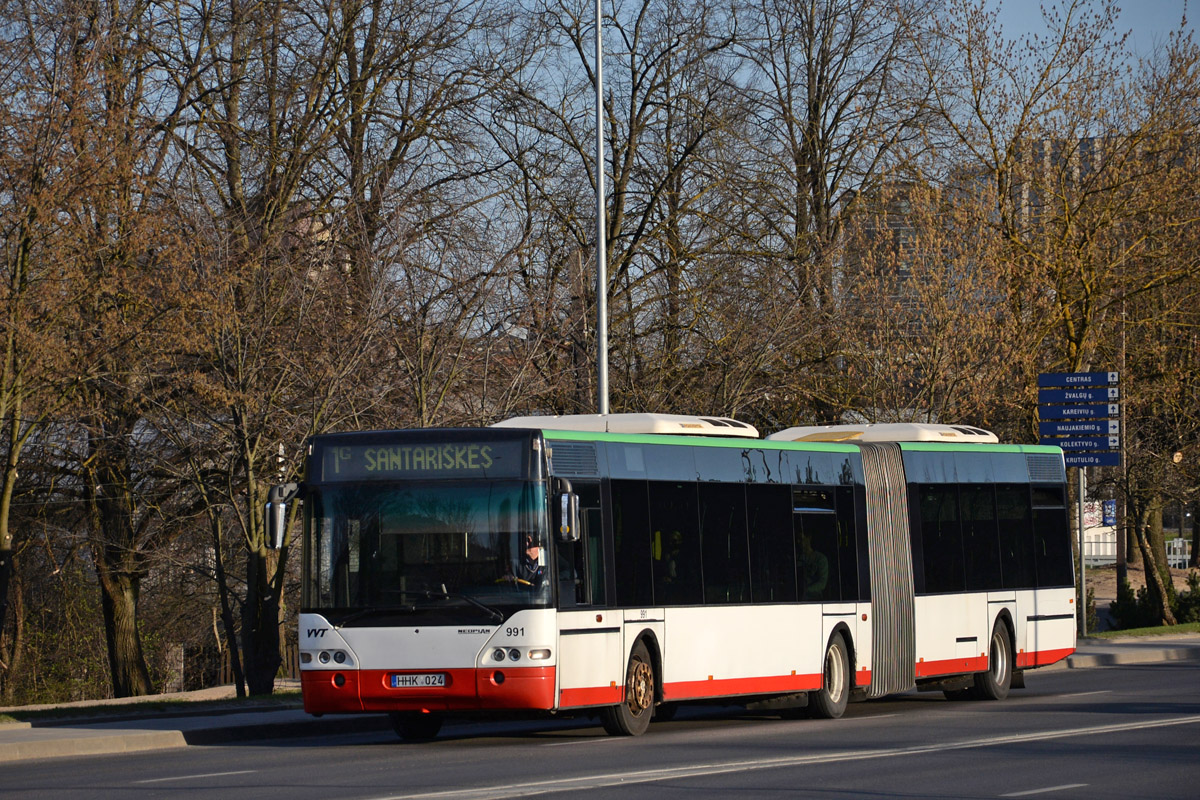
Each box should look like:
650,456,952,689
301,650,350,665
491,648,551,663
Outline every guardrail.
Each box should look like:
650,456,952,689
1084,538,1193,568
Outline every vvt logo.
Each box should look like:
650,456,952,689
306,628,328,638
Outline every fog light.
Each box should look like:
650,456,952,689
494,671,505,684
333,673,345,687
318,651,331,664
493,648,507,662
528,649,551,660
508,648,520,662
333,651,346,664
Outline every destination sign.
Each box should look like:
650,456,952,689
1037,371,1119,387
1037,387,1119,404
1039,420,1120,436
316,439,527,481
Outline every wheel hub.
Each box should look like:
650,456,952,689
627,657,653,713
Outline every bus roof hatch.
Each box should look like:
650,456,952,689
766,422,999,444
492,413,760,438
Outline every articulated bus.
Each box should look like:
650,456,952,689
267,414,1076,740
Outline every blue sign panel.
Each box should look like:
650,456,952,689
1038,387,1120,404
1038,371,1119,387
1103,499,1117,526
1040,403,1120,420
1039,420,1120,436
1038,436,1121,450
1064,451,1122,467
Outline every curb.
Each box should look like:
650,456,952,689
1063,644,1200,670
0,713,393,764
0,730,187,763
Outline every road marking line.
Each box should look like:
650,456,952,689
543,737,624,747
1001,784,1089,797
1060,691,1111,698
366,714,1200,800
134,770,256,784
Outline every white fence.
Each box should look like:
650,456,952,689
1084,536,1193,569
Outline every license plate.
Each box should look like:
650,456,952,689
390,672,446,689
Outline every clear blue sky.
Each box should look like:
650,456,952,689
995,1,1196,56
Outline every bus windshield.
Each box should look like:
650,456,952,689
304,480,550,624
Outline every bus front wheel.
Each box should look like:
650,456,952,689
808,632,850,719
601,640,655,736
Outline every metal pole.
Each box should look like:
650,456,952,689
1078,467,1087,637
594,0,609,415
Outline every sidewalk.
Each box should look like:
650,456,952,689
2,636,1199,763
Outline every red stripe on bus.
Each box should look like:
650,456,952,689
916,645,1075,678
664,672,822,701
1016,647,1076,669
915,656,988,678
558,685,624,708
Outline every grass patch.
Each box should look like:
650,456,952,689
1090,621,1200,639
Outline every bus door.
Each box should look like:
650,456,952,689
555,484,623,708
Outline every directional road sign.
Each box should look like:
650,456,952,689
1038,371,1121,468
1037,371,1119,387
1064,452,1123,467
1039,403,1120,420
1039,420,1120,436
1037,387,1119,404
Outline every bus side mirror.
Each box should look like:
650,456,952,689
265,483,299,550
559,492,580,543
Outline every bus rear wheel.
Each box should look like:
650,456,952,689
808,632,849,720
389,711,443,741
601,640,655,736
972,622,1013,701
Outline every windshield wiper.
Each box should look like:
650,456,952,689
450,591,505,623
391,587,504,623
335,605,416,627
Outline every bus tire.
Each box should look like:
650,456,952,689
600,640,655,736
973,621,1013,701
808,632,850,720
389,711,443,741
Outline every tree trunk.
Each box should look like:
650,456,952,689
1148,499,1170,591
100,571,155,697
1190,502,1198,569
241,548,282,695
0,423,20,637
0,566,25,703
211,515,246,698
1136,502,1177,626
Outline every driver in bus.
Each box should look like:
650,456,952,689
503,533,545,587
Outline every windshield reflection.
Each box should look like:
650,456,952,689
305,481,550,622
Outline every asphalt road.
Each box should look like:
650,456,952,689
2,661,1198,800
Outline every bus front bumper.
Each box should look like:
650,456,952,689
301,666,556,714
